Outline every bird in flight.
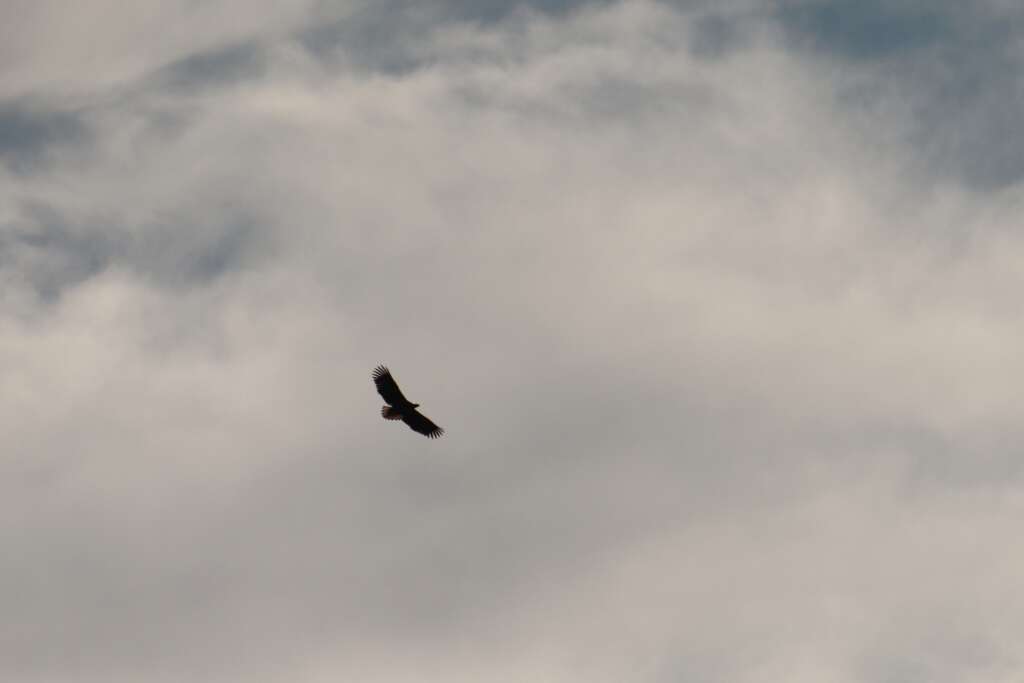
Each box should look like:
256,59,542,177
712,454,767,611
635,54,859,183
372,365,444,439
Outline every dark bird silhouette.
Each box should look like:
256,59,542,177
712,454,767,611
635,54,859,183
372,365,444,439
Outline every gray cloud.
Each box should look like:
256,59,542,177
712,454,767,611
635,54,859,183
777,0,1024,189
0,201,266,308
778,0,951,59
0,203,112,302
0,100,90,174
152,41,270,94
1,2,1023,682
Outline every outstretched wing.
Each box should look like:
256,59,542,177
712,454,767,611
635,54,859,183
402,408,444,439
372,365,409,406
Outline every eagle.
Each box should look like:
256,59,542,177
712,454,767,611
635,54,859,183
372,365,444,439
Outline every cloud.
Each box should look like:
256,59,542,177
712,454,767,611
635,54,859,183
1,1,1023,681
778,0,951,59
152,41,271,95
776,0,1024,189
0,99,91,174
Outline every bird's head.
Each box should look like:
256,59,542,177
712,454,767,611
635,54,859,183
412,403,420,408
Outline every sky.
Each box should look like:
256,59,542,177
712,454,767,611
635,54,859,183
1,1,1023,681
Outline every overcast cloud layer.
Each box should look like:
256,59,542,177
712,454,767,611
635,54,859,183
2,1,1024,681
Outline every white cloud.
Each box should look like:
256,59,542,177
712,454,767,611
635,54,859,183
1,1,1022,681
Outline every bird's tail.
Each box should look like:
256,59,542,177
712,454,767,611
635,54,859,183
381,406,403,420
